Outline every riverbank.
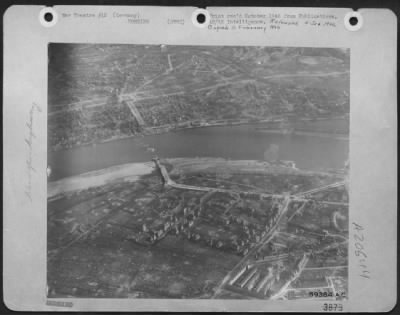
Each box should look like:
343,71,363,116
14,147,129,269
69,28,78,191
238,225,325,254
254,128,349,140
166,157,343,178
48,162,155,199
49,116,348,153
48,157,345,199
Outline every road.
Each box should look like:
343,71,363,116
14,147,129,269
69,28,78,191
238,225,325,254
50,69,349,115
212,195,291,298
294,181,346,197
119,71,349,102
152,158,348,299
153,157,277,197
270,253,310,300
153,158,346,204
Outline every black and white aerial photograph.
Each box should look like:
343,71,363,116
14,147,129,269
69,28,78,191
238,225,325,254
47,44,349,300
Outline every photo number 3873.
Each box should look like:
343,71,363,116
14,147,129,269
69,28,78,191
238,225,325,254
322,303,343,312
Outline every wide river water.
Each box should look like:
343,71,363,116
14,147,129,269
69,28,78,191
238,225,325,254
48,123,349,181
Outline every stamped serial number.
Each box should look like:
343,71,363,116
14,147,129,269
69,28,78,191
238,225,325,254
309,291,346,298
322,303,343,311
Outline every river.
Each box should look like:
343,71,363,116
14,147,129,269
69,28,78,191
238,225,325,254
48,122,349,181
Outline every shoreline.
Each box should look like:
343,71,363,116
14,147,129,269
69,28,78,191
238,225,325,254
49,116,349,153
47,161,155,199
165,157,343,178
48,157,344,199
253,128,349,140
